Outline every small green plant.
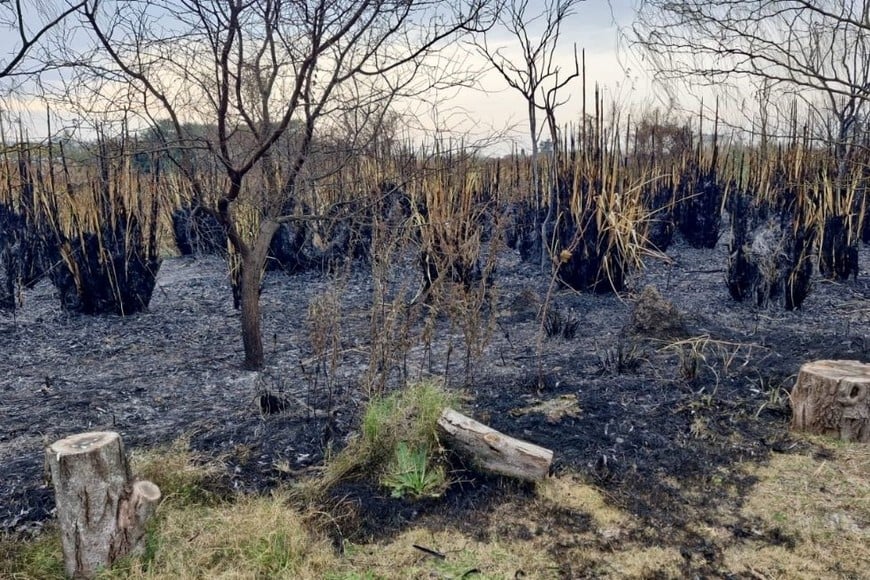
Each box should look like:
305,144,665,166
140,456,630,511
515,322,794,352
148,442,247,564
312,381,455,496
381,442,447,499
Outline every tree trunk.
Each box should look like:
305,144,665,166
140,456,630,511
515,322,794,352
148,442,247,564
240,220,280,370
528,102,544,270
437,408,553,481
540,106,559,273
45,432,161,579
790,360,870,442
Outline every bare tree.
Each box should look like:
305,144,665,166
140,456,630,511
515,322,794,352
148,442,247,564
472,0,581,267
0,0,85,79
634,0,870,156
634,0,870,102
76,0,490,369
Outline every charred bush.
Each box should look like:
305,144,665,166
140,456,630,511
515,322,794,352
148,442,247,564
0,205,24,310
413,187,487,305
417,246,483,301
642,180,676,252
556,193,628,293
270,197,375,275
676,165,724,249
304,202,375,272
504,201,543,262
726,193,815,310
343,199,375,262
416,229,483,303
268,221,308,273
783,224,815,310
49,216,160,315
172,204,226,256
819,214,858,281
299,221,349,272
0,204,53,311
377,182,413,225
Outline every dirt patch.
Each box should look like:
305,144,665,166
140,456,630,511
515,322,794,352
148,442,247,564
2,237,869,574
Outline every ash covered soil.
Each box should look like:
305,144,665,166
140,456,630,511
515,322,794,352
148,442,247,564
2,235,869,566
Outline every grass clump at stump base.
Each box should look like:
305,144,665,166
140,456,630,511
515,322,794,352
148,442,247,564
312,381,456,500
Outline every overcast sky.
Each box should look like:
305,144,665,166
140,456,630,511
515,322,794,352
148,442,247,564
0,0,680,150
445,0,652,151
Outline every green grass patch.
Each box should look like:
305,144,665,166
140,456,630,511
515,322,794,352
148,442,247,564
314,380,455,497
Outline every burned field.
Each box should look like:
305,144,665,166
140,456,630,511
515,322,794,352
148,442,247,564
2,226,869,574
1,104,869,576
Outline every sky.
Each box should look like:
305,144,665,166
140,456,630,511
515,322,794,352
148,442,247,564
0,0,694,151
430,0,653,152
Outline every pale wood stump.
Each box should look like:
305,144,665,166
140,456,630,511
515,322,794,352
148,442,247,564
790,360,870,442
45,431,161,579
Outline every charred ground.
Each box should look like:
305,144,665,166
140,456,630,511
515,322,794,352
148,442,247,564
2,234,869,575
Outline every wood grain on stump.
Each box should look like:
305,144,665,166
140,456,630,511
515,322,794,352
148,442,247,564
45,431,160,579
437,408,553,481
790,360,870,442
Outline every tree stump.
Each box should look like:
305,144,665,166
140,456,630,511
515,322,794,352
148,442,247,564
437,408,553,481
45,431,161,579
790,360,870,442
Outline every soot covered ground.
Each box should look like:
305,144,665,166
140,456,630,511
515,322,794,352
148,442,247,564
2,234,869,572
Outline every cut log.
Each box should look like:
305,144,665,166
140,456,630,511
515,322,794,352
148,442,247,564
437,408,553,481
790,360,870,442
45,431,161,579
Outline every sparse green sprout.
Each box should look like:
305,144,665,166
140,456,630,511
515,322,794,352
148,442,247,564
381,442,447,499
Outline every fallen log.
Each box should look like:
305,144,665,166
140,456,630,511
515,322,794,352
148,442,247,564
790,360,870,442
437,408,553,481
45,431,161,579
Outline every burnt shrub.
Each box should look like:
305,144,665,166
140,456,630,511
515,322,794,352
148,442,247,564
301,201,375,272
0,204,52,311
504,200,543,263
555,177,631,294
414,189,484,304
818,214,858,281
642,179,676,252
676,164,725,249
726,193,815,310
172,204,227,256
268,209,369,276
268,221,308,273
0,205,23,310
557,217,627,293
49,216,160,315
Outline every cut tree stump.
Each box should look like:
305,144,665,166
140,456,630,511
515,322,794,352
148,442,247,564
790,360,870,442
437,408,553,481
45,431,161,579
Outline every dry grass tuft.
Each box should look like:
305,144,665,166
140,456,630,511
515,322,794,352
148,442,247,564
337,526,558,579
537,474,627,531
129,436,224,506
104,493,336,579
724,438,870,579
